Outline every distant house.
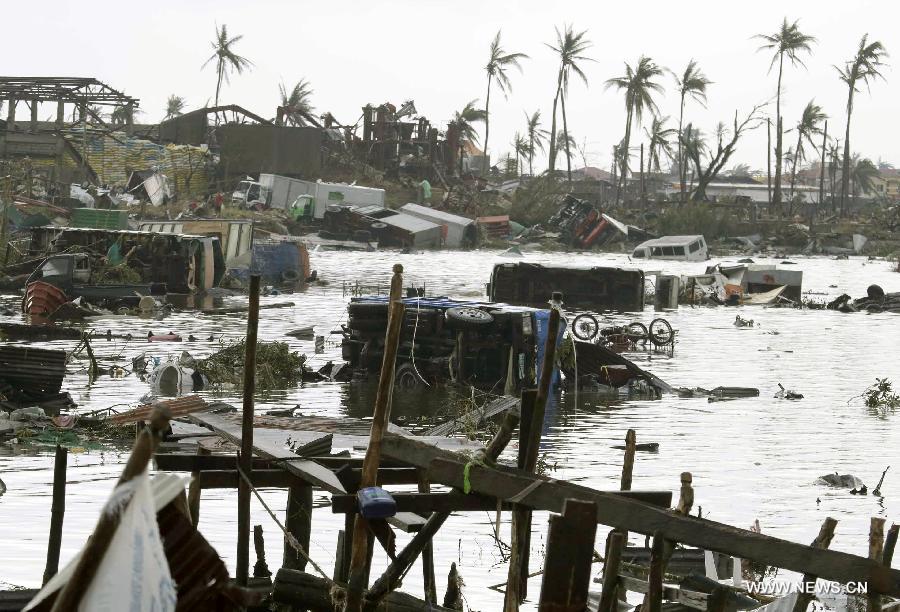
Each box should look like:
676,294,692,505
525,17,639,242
870,168,900,200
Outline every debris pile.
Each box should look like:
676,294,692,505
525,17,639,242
197,339,308,390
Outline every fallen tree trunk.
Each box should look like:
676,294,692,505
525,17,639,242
273,569,458,612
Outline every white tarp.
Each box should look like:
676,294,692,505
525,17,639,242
26,473,178,612
143,174,172,206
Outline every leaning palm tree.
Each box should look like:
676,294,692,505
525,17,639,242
788,100,826,198
605,56,665,204
546,25,593,179
452,100,487,174
511,133,530,177
483,31,528,172
755,18,816,214
643,115,677,173
850,156,879,198
202,24,253,108
672,60,711,200
524,110,549,176
164,95,186,120
836,34,888,215
278,79,315,126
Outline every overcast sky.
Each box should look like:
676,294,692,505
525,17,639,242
6,0,896,173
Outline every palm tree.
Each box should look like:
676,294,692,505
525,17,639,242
483,31,528,173
605,56,665,204
672,60,711,200
452,100,487,174
546,25,593,180
827,140,842,210
523,110,549,176
164,95,186,120
202,24,253,108
836,34,888,215
788,100,826,199
755,18,816,214
511,133,530,177
850,155,879,198
278,80,315,126
643,115,677,173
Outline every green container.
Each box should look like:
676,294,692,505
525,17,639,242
71,208,129,230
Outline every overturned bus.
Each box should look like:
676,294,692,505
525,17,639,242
487,262,645,312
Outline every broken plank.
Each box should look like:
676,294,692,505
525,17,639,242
422,455,900,596
190,410,346,494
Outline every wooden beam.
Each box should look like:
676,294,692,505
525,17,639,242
647,532,664,612
199,469,297,489
598,531,624,612
791,517,837,612
332,490,673,514
870,517,887,612
422,455,900,596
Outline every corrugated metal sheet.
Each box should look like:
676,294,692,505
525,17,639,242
0,347,66,396
379,212,441,234
399,203,474,227
110,395,208,425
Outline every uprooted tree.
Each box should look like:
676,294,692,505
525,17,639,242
682,102,766,201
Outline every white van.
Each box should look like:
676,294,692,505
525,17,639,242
632,235,708,262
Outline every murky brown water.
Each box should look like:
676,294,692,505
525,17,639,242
1,249,899,609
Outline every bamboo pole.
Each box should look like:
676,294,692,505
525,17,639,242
49,406,171,612
42,445,68,585
613,429,637,603
236,274,261,586
344,264,405,612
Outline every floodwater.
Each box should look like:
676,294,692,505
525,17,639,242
1,249,899,610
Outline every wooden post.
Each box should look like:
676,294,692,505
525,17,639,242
612,429,637,603
49,407,171,612
597,531,624,612
236,274,261,586
647,532,664,612
187,446,210,527
345,264,405,611
283,482,313,571
883,524,899,568
538,498,598,611
791,517,837,612
334,530,348,582
253,525,271,578
524,307,562,473
42,445,68,585
504,389,538,611
417,470,438,604
642,472,693,610
869,517,886,612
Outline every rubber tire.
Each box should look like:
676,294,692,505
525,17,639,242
649,318,674,346
444,306,494,330
572,313,599,341
370,222,388,230
395,362,426,389
626,322,649,343
348,301,390,319
282,269,300,282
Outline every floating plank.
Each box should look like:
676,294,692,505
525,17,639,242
379,435,900,596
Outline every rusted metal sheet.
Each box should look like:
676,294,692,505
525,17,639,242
0,346,67,397
110,395,208,425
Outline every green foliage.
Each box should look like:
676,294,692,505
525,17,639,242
656,204,738,239
197,339,307,390
863,378,900,411
509,174,567,226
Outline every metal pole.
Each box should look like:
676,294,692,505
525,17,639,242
237,274,261,585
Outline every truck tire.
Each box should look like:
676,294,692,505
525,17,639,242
444,306,494,330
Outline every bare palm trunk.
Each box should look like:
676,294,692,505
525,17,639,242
528,135,534,176
483,76,492,175
548,69,564,173
840,89,855,217
560,91,572,182
814,120,827,229
617,106,633,206
215,60,224,108
774,54,784,216
678,94,686,203
767,118,772,210
789,129,802,212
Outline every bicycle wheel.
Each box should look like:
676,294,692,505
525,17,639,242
626,322,649,343
649,318,674,346
572,313,599,341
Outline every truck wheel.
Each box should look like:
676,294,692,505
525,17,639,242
444,306,494,330
396,363,426,389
